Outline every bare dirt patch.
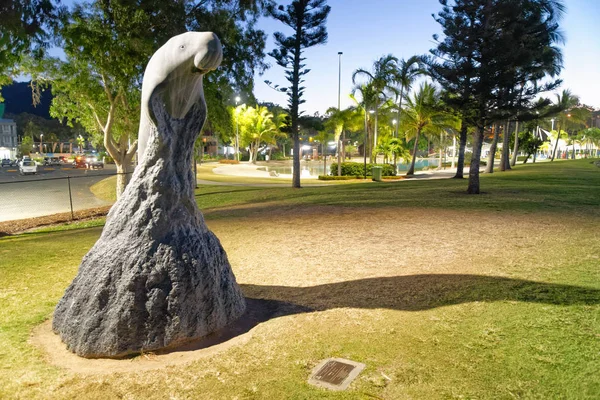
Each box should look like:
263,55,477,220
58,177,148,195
31,298,307,375
0,206,111,236
29,204,593,375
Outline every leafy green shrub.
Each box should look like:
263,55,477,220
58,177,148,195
462,152,487,166
330,162,396,177
318,175,360,180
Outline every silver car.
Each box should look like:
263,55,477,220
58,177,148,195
19,160,38,175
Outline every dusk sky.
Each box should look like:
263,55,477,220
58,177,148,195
252,0,600,115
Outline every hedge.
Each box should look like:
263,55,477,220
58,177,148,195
318,175,361,181
330,162,396,177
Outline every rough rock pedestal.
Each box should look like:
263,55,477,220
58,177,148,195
53,32,245,358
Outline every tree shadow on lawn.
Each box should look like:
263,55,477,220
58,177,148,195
172,274,599,354
242,274,600,312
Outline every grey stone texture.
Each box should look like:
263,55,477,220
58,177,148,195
53,32,245,358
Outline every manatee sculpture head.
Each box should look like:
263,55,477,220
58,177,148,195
137,31,222,163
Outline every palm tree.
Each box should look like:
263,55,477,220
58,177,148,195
581,127,600,157
565,107,591,159
376,137,411,165
550,90,579,161
400,82,452,176
325,106,362,175
351,84,379,163
393,56,426,137
238,105,284,164
352,54,398,162
314,129,331,174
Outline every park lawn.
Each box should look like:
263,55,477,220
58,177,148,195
91,163,363,202
1,159,599,399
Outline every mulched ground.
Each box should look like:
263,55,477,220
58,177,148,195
0,206,112,237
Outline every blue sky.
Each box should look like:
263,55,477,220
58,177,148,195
48,0,600,114
253,0,600,114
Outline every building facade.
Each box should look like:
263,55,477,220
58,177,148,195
0,118,18,159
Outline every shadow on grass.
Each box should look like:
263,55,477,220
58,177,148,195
242,274,600,311
169,274,599,355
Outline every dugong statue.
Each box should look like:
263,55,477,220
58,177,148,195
53,32,246,358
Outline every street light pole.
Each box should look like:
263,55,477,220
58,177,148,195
337,51,343,174
337,52,342,110
235,96,240,161
40,133,43,155
363,109,368,179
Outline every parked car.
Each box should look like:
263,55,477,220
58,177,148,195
1,159,13,167
43,157,62,166
19,160,37,175
86,155,104,169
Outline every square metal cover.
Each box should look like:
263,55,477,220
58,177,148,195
308,358,366,391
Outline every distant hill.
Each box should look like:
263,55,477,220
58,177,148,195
1,81,52,119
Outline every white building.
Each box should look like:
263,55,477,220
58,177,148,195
0,118,18,159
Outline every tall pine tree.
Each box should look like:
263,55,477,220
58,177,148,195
429,0,564,193
266,0,330,188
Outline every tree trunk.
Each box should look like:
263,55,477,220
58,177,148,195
500,120,511,171
292,134,300,187
510,119,520,166
395,87,404,138
373,108,378,164
485,123,500,173
438,132,443,170
254,140,260,164
551,122,561,161
342,129,346,160
454,120,468,179
406,130,420,176
323,143,327,176
337,137,342,176
114,150,136,199
467,124,485,194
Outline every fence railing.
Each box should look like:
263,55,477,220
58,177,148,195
0,172,130,223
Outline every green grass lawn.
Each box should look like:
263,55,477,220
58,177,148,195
1,159,599,399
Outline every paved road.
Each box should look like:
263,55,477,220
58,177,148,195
0,164,116,222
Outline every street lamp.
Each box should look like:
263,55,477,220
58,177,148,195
235,96,241,161
337,51,343,173
337,52,343,110
40,133,44,155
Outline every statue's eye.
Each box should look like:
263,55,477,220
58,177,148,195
180,45,185,49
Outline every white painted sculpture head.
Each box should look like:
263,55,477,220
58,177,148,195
137,32,223,163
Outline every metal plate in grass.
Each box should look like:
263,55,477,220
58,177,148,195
308,358,366,391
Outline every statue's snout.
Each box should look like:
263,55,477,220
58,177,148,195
194,32,222,72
